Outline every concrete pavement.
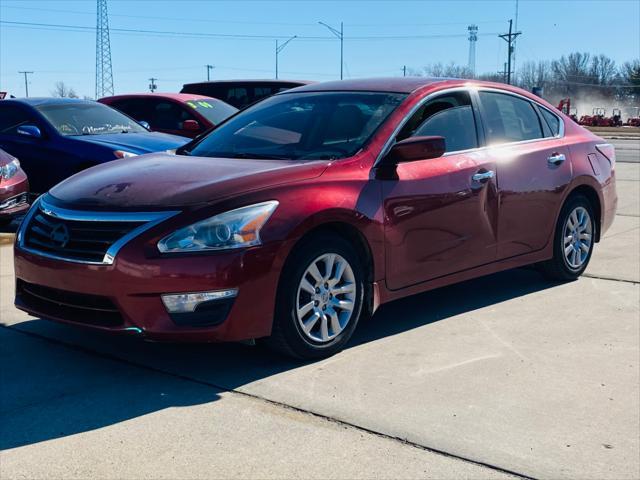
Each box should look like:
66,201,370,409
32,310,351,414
0,148,638,479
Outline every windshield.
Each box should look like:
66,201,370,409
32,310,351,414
186,91,406,160
184,99,238,125
37,102,147,136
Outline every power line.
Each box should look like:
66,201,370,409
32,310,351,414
0,20,499,41
0,5,504,28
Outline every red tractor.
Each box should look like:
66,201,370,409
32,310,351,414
625,107,640,127
609,108,623,127
557,98,578,122
580,108,614,127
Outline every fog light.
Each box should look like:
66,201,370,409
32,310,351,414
161,289,238,313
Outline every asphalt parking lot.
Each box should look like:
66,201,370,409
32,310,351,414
0,139,638,479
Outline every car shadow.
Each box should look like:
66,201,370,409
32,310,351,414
1,267,560,450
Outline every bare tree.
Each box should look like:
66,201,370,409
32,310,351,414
620,59,640,98
413,62,474,79
518,60,552,91
590,54,617,85
51,81,78,98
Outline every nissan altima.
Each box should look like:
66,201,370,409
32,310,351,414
14,78,617,359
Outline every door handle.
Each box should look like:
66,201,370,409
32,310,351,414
472,170,495,183
547,153,566,166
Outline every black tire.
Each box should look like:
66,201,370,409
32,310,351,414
265,233,366,360
538,194,596,281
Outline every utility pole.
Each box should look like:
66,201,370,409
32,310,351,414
206,64,214,81
275,36,297,79
403,65,407,77
95,0,114,98
498,19,521,85
498,62,509,83
513,0,519,79
149,77,158,93
319,21,344,80
18,71,33,97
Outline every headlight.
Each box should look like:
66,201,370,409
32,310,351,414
1,158,20,180
114,150,137,159
157,201,279,253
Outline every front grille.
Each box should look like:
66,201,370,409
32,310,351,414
24,208,145,263
16,280,124,327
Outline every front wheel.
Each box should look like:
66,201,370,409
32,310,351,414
539,195,596,281
265,234,365,359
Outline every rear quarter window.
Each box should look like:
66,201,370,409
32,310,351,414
539,107,561,137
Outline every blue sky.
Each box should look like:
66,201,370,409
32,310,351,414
1,0,638,98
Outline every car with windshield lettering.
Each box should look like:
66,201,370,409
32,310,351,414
0,98,189,193
99,93,238,138
14,78,617,359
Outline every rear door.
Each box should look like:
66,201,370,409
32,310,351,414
476,90,572,259
382,89,499,290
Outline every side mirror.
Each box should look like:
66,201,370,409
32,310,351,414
383,136,446,165
138,120,151,130
181,119,201,132
16,125,42,139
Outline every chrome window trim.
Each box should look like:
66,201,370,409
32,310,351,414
374,85,566,166
17,197,180,265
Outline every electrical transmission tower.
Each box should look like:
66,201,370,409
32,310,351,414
95,0,114,98
467,25,478,77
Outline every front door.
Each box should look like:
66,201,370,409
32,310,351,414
382,90,499,290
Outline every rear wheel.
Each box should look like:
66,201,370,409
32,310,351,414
265,234,365,359
539,195,595,281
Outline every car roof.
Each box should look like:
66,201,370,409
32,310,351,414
182,79,313,86
99,93,226,103
1,97,96,107
285,77,464,94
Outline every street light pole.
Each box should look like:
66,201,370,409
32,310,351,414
318,21,344,80
275,35,297,79
206,64,214,81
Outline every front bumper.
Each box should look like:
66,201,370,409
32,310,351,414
14,240,285,342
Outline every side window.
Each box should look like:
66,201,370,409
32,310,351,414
479,91,543,144
398,91,478,153
226,87,249,108
539,107,561,137
0,105,34,135
148,101,188,130
110,99,149,122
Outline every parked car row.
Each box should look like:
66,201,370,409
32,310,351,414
0,79,306,226
9,77,617,359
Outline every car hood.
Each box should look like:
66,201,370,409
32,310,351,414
75,132,189,153
48,153,329,209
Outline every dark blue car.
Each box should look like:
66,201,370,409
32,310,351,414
0,98,189,193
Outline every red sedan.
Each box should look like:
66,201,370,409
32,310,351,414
0,148,29,227
98,93,238,138
15,78,617,359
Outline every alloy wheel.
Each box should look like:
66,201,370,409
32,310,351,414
295,253,356,343
563,206,593,270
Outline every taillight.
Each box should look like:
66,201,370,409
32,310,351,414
595,143,616,169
